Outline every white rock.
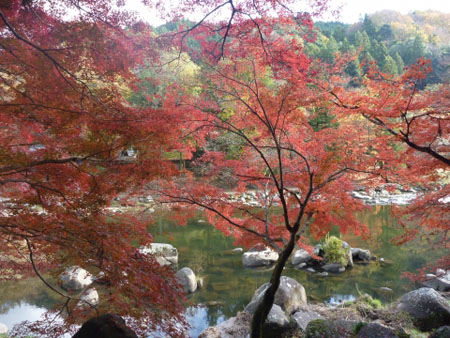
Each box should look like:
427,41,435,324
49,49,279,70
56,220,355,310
242,247,278,267
80,288,99,307
175,267,197,293
0,323,8,334
59,266,93,291
138,243,178,266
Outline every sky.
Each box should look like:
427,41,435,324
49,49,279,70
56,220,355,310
126,0,450,26
334,0,450,23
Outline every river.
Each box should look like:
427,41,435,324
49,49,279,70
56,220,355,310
0,205,443,337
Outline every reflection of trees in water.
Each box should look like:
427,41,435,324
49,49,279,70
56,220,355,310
150,209,440,327
0,278,60,314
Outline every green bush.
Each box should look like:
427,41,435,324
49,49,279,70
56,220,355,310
322,234,349,266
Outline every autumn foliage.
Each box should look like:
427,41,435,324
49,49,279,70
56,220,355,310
0,0,448,337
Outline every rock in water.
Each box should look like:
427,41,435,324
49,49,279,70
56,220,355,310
175,267,197,293
245,276,307,315
60,266,93,291
138,243,178,266
291,249,314,266
396,287,450,331
242,246,278,268
322,263,345,273
79,288,99,307
0,323,8,334
72,314,137,338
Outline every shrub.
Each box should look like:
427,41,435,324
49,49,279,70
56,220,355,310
322,234,349,266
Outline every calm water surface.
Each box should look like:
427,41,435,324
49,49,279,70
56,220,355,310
0,206,443,337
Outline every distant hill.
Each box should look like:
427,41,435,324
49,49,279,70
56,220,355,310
313,10,449,85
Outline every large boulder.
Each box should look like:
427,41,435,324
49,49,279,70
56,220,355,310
292,308,324,331
72,313,137,338
245,276,307,315
60,266,94,291
198,311,251,338
138,243,178,266
396,287,450,331
175,267,197,293
422,270,450,292
242,246,278,268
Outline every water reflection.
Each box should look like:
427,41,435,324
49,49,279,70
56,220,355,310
0,302,46,331
0,206,446,336
327,294,356,306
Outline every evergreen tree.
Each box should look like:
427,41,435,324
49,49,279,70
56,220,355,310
377,24,393,41
363,14,377,39
319,36,339,63
333,25,347,42
382,55,398,74
371,40,389,67
361,31,372,50
345,46,361,78
341,38,352,53
394,52,405,74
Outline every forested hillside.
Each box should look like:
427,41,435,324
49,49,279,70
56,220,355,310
313,10,450,84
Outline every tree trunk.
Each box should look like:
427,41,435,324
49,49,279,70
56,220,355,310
250,231,296,338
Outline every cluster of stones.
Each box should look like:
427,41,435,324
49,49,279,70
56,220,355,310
240,242,374,276
226,191,264,207
199,276,311,338
137,242,202,293
351,184,418,205
291,241,373,275
59,243,200,312
199,277,450,338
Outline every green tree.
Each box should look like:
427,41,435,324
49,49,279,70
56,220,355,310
394,52,405,74
341,37,352,53
382,54,398,74
345,46,361,78
377,24,393,41
363,14,377,38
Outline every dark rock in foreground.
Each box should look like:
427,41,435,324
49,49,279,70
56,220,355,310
429,326,450,338
72,314,137,338
355,322,405,338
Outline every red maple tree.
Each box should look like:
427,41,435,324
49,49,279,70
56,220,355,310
156,16,399,336
0,0,189,335
339,59,449,272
